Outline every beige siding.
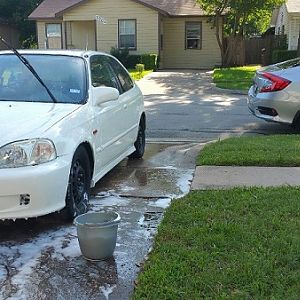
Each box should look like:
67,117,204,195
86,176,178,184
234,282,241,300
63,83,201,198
288,16,300,50
275,5,289,34
275,4,300,50
162,17,221,69
67,21,96,50
63,0,159,54
37,21,47,49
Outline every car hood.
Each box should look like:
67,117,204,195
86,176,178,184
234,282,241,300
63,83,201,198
0,101,81,147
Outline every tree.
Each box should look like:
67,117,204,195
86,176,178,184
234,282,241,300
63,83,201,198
0,0,42,45
197,0,285,64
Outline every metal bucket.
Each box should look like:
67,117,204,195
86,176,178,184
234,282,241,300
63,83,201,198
74,211,121,260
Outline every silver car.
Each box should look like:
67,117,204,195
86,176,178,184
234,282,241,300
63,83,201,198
248,57,300,129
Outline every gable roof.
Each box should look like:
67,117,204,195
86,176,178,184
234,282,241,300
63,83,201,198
286,0,300,13
28,0,206,20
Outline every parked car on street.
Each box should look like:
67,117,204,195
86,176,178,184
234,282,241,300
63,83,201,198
0,50,145,220
248,57,300,128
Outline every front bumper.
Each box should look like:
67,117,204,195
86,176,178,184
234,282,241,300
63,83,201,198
0,155,72,219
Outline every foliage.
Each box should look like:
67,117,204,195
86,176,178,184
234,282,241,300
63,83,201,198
21,35,37,49
110,48,158,70
128,69,152,81
133,187,300,299
272,49,298,64
135,63,145,74
197,135,300,166
0,0,42,42
213,65,259,90
197,0,285,37
110,46,130,66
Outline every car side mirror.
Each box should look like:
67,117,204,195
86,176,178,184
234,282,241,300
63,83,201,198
93,87,119,105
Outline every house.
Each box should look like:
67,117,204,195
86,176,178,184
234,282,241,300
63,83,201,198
273,0,300,50
0,18,20,50
28,0,223,69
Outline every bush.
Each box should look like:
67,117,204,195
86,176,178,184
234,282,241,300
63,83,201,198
110,46,129,66
127,55,141,68
140,54,158,70
135,64,145,73
110,48,158,70
272,49,298,64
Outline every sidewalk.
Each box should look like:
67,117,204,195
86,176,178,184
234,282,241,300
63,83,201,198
191,166,300,190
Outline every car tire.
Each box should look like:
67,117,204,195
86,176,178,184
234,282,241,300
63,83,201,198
129,124,145,159
61,147,91,220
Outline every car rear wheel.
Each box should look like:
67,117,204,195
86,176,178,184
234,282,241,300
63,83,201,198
61,147,91,220
129,124,145,159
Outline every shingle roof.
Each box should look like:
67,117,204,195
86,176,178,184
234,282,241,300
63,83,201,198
286,0,300,13
28,0,206,20
28,0,86,19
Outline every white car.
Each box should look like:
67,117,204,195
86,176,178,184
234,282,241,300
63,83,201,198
0,50,145,220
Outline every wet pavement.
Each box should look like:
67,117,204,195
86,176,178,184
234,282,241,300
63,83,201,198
0,142,202,300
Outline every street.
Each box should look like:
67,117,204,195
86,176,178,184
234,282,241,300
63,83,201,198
139,70,292,142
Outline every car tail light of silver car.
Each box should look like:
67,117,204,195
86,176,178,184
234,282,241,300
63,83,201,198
0,139,57,169
259,72,291,93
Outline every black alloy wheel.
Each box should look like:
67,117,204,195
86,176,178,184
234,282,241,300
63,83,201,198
129,124,145,159
62,147,91,220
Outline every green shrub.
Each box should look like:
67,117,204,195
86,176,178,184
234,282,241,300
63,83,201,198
110,46,129,66
272,49,298,64
140,54,158,70
127,55,141,68
135,63,145,73
110,48,158,70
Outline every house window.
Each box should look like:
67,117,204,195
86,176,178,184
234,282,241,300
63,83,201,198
46,24,61,37
185,22,202,50
118,19,136,49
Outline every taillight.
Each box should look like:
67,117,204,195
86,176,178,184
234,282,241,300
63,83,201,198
260,72,291,93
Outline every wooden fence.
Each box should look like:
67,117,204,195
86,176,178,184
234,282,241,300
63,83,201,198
224,35,287,66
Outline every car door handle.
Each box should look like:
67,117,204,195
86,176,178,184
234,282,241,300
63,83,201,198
123,104,127,109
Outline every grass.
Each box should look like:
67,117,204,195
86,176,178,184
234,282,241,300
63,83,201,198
197,135,300,166
129,69,152,81
133,187,300,299
213,65,260,90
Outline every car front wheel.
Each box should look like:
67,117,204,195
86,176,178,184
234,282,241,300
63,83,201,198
129,124,145,159
62,147,91,220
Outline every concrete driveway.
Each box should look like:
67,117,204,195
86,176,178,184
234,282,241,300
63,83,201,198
137,70,292,142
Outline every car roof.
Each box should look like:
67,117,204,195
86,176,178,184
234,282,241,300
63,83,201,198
0,49,110,58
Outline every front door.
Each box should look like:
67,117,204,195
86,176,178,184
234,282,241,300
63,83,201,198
46,23,62,49
90,54,125,172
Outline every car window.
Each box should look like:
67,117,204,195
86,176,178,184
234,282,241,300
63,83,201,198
108,57,134,93
90,55,119,90
0,54,87,104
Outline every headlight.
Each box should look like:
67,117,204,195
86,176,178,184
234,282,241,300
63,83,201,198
0,139,57,169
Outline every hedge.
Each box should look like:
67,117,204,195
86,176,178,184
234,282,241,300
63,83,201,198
110,47,158,70
272,49,298,64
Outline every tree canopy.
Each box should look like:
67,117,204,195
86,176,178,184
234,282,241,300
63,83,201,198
198,0,285,37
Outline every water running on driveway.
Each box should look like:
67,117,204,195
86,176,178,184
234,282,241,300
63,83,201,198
0,143,202,300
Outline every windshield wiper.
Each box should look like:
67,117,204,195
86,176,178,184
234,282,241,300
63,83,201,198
0,36,57,103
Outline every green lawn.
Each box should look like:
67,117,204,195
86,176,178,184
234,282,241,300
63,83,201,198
133,134,300,299
213,65,260,90
133,188,300,299
197,135,300,166
129,69,152,81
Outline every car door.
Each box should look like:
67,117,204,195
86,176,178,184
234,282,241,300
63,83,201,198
108,57,142,150
90,54,125,173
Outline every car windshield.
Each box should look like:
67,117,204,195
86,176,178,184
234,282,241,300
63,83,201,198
0,54,87,104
